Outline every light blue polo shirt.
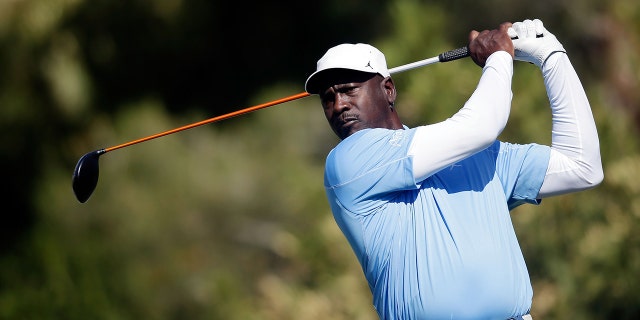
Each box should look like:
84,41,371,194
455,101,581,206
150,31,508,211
324,127,550,320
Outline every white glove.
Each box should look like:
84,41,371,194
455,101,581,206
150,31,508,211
508,19,566,68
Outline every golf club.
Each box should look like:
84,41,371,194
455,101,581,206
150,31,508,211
72,46,470,203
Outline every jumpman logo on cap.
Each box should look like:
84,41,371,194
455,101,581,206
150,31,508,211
365,61,373,70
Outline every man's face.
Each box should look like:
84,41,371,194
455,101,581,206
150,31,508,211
317,70,397,140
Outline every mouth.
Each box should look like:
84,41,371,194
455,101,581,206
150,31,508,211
343,117,358,125
332,114,360,138
336,115,358,129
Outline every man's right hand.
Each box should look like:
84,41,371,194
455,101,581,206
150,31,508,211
468,22,515,67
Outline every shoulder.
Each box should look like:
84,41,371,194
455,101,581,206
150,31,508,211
497,141,550,158
464,141,550,172
328,128,415,163
325,128,417,185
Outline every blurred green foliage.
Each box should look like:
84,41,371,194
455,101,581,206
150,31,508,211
1,0,639,319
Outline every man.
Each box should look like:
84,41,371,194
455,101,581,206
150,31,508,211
304,19,603,319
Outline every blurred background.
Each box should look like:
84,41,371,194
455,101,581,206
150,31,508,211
1,0,638,319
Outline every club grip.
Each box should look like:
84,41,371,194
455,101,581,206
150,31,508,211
438,46,470,62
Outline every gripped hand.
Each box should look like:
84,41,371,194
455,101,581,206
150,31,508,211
509,19,566,68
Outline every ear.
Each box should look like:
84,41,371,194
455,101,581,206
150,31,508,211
382,77,397,107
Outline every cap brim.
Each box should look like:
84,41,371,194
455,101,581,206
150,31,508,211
305,68,379,94
305,69,328,94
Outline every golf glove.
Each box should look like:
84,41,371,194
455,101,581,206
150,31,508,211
509,19,566,68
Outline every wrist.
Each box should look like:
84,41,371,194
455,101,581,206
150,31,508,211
485,51,513,66
541,50,566,70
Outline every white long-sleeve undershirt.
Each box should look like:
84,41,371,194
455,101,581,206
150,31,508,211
408,51,513,182
407,51,603,196
537,53,603,197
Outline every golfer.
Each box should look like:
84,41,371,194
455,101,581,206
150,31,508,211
304,19,603,319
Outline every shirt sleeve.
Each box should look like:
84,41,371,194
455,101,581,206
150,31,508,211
494,141,551,210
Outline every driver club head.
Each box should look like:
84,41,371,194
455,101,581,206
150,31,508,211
72,150,104,203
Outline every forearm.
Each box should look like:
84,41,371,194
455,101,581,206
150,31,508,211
538,53,603,197
409,51,513,181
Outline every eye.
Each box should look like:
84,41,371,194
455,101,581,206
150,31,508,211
339,85,357,95
320,92,335,104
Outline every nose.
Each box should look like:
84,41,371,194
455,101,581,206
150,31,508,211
331,92,350,114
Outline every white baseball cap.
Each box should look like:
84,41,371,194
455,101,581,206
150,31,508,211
305,43,390,94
